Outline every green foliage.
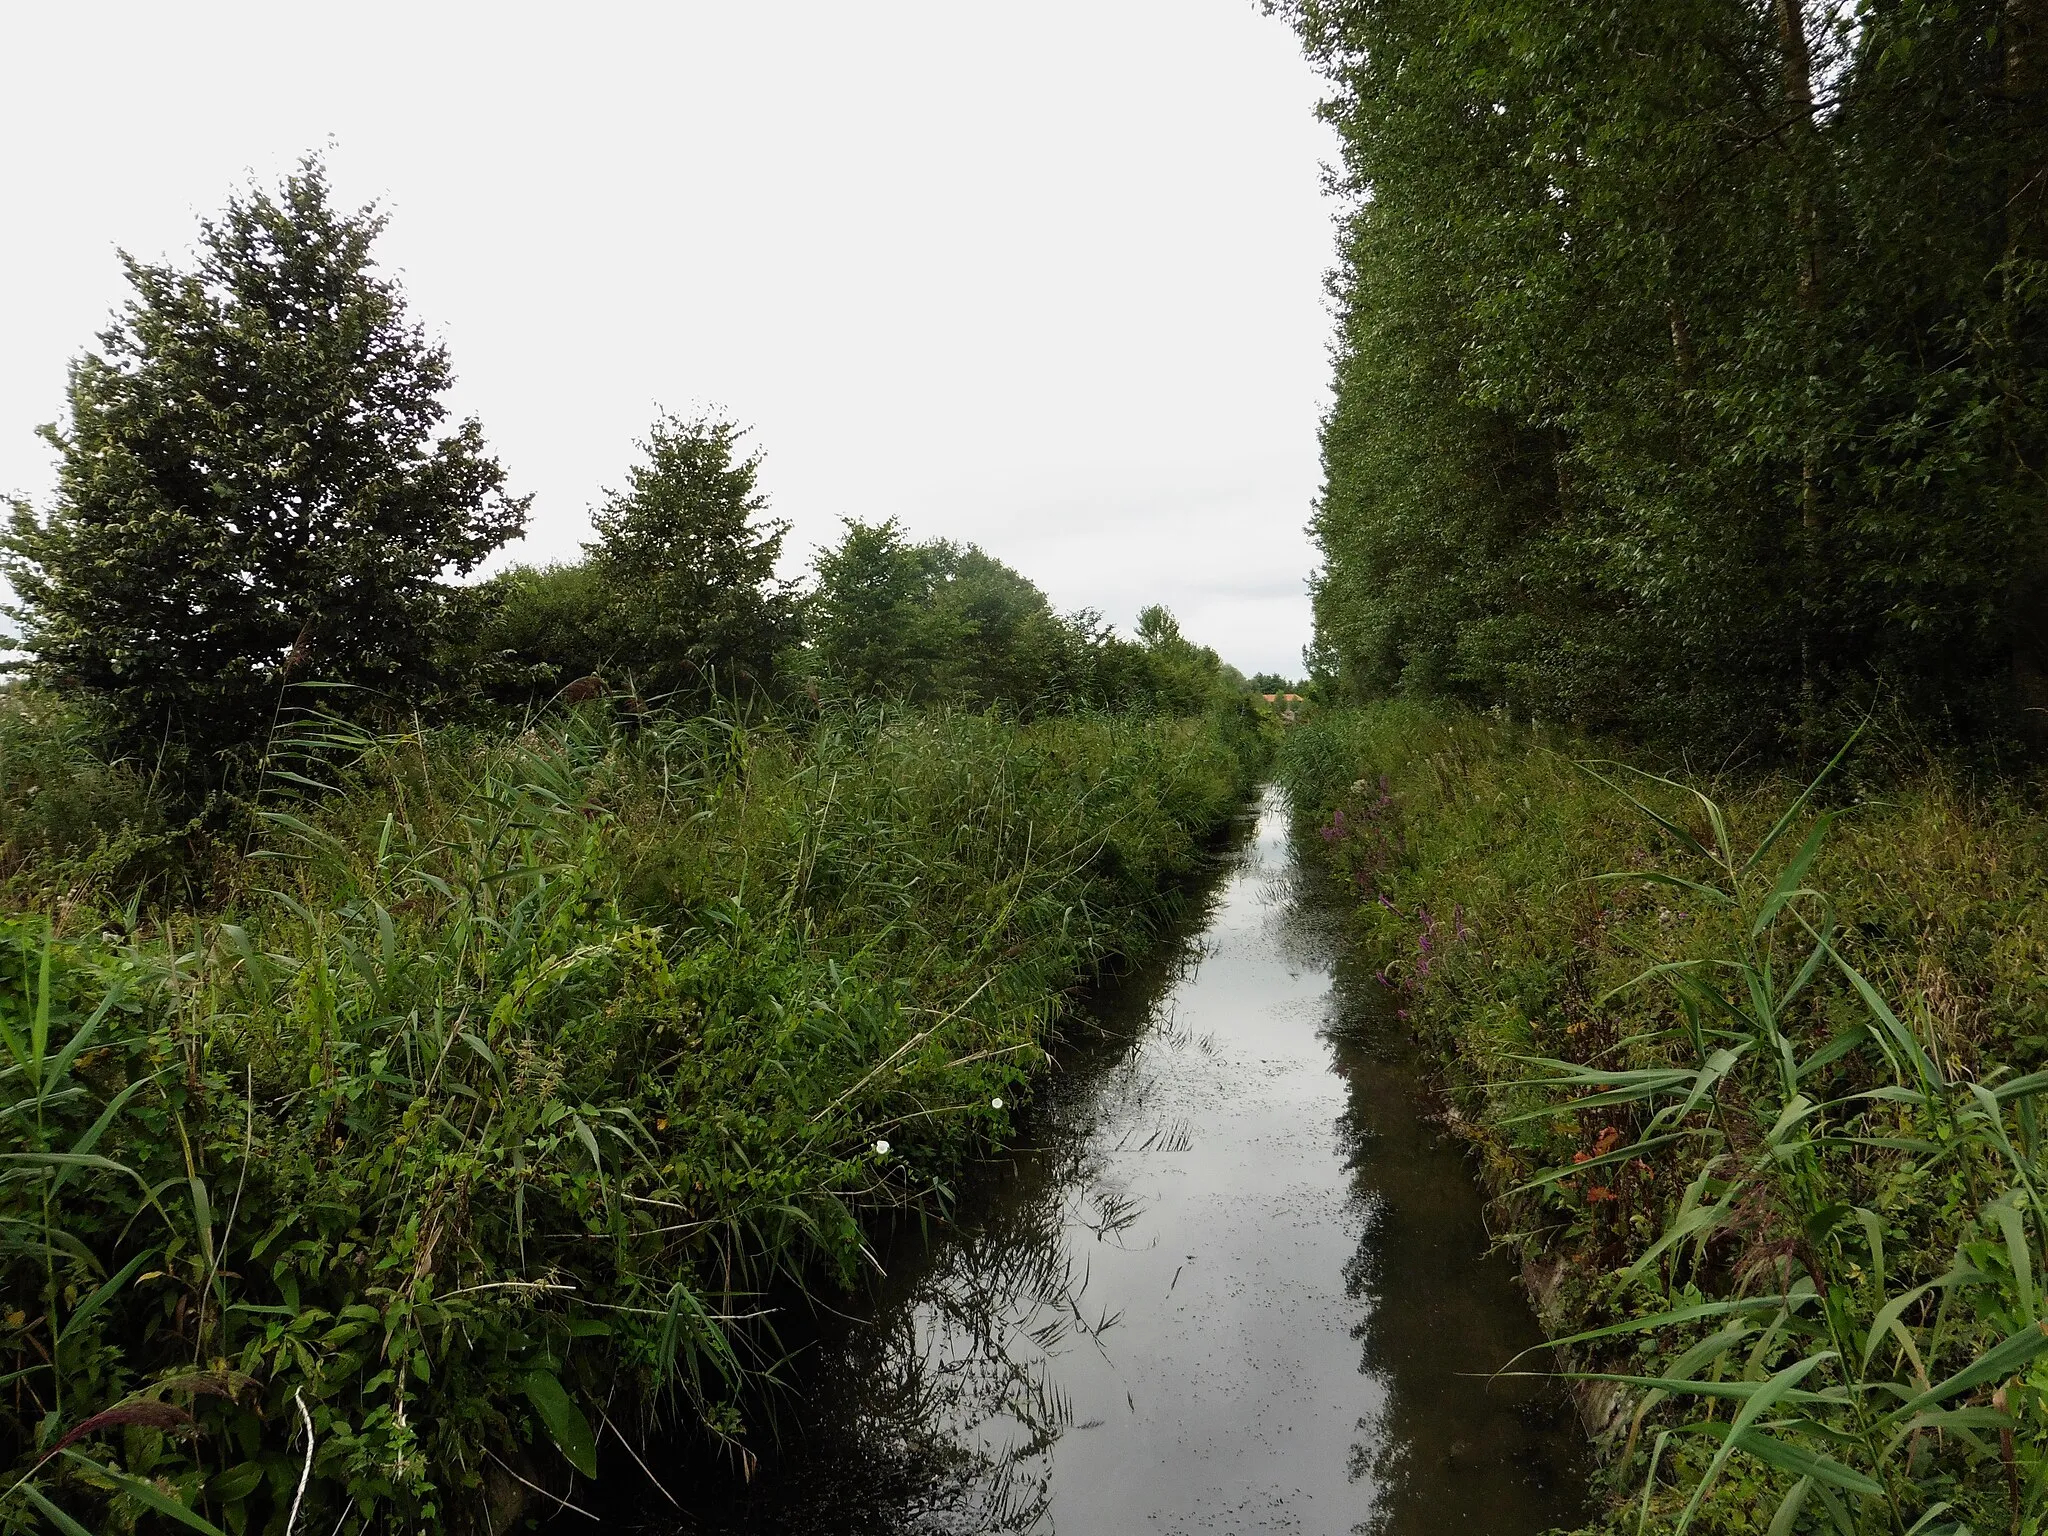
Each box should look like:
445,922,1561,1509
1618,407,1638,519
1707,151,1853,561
1124,605,1236,716
582,415,797,699
462,418,798,709
802,519,955,698
0,691,176,903
1502,769,2048,1536
1,159,527,787
801,517,1094,708
0,703,1259,1534
1284,703,2048,1532
801,519,1241,717
456,561,614,704
1278,0,2048,750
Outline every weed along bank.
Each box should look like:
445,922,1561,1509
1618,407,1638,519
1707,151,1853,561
12,0,2048,1527
642,788,1586,1534
0,705,1266,1533
1283,703,2048,1536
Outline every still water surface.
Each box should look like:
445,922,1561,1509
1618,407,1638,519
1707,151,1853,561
661,791,1585,1534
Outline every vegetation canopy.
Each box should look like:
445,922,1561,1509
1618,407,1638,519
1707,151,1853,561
2,159,528,788
0,153,1283,1536
1276,0,2048,752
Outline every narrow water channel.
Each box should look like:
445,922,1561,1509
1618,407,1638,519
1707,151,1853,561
661,789,1586,1533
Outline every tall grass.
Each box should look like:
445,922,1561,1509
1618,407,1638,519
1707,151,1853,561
1282,702,2048,1534
0,691,190,911
0,700,1260,1534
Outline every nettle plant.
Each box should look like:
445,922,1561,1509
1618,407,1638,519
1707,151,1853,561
1513,748,2048,1536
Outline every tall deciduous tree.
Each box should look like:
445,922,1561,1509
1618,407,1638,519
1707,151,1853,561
1280,0,2048,751
801,520,1232,717
3,158,527,784
803,518,959,699
581,414,798,698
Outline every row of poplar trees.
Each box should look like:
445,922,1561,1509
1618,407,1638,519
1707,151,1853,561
1280,0,2048,751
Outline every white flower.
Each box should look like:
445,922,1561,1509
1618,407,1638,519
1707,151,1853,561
874,1139,891,1155
990,1097,1004,1110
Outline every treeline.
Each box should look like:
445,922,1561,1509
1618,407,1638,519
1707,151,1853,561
471,496,1233,722
1278,0,2048,751
2,158,1243,810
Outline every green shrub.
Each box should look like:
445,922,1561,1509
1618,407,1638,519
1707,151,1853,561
1284,703,2048,1534
1,703,1258,1534
0,690,193,910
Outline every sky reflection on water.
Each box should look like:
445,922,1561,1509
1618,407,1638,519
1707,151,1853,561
656,791,1585,1535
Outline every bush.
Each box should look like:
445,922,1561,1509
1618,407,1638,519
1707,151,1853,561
0,703,1260,1534
1283,703,2048,1533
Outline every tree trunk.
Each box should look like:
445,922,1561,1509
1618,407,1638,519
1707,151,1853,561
1773,0,1826,727
2005,0,2048,745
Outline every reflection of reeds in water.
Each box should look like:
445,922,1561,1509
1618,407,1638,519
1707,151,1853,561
799,1153,1121,1532
1078,1185,1148,1246
694,845,1246,1532
1118,1119,1193,1155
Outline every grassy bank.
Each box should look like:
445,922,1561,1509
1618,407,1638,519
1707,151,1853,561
1282,702,2048,1535
1,700,1262,1534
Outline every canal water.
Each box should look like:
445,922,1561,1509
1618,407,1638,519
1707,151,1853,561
660,790,1585,1534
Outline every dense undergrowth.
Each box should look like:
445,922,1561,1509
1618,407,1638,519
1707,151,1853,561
0,696,1263,1535
1283,702,2048,1535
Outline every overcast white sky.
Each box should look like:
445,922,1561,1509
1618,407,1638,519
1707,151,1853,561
0,3,1336,677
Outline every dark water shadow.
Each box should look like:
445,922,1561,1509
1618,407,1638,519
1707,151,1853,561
1298,891,1590,1532
615,792,1587,1535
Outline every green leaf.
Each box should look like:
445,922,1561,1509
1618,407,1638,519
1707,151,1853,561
62,1452,229,1536
207,1462,266,1503
518,1370,598,1479
1725,1428,1883,1496
1511,1130,1697,1193
1751,812,1840,937
1764,1475,1812,1536
57,1251,154,1348
1673,1353,1833,1532
571,1114,603,1177
1742,726,1864,875
1862,1281,1936,1371
20,1484,99,1536
49,1075,159,1197
1887,1320,2048,1421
